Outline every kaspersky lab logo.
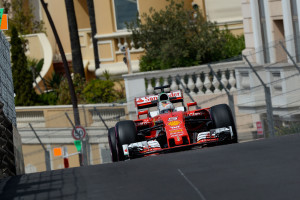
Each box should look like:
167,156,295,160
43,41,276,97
0,8,8,30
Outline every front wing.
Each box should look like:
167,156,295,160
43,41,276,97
122,126,233,159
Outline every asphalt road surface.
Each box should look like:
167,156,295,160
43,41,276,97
1,134,300,200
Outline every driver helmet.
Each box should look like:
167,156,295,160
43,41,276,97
158,93,174,114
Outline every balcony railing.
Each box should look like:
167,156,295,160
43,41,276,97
123,61,243,98
92,31,144,76
144,67,237,96
95,31,144,54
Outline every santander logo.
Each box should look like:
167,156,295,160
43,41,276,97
167,121,181,126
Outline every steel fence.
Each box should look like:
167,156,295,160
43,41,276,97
0,31,18,178
0,31,16,126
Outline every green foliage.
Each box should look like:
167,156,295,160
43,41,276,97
221,30,245,59
82,79,117,103
34,71,123,105
45,72,63,91
38,92,58,105
275,122,300,136
56,78,71,105
114,81,126,103
82,71,125,103
2,0,45,36
10,26,38,106
57,74,86,105
27,58,44,79
102,70,111,80
35,72,63,105
128,0,245,71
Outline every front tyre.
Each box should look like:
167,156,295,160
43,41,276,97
210,104,238,143
115,120,137,161
108,127,118,162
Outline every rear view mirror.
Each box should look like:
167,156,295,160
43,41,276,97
138,110,149,119
187,102,197,111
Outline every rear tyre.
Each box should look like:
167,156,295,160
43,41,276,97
115,120,137,161
108,127,118,162
210,104,238,143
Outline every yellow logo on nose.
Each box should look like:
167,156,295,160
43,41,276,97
168,120,181,126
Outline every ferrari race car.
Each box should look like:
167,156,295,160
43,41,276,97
108,85,237,162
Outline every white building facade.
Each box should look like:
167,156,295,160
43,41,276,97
242,0,300,64
238,0,300,135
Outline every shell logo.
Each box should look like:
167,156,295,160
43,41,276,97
168,120,181,126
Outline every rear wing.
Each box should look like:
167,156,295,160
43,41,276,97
135,90,184,109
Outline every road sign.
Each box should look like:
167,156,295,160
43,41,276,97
256,121,264,135
72,126,86,140
74,140,82,152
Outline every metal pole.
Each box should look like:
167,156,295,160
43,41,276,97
82,105,88,127
38,73,48,91
45,151,51,171
85,134,90,165
243,56,275,137
81,135,88,165
65,113,87,166
86,0,100,70
265,87,275,137
94,107,109,131
40,0,81,126
207,64,236,120
175,75,200,109
29,123,51,171
228,94,235,120
65,0,85,77
30,66,43,93
82,105,90,164
279,41,300,74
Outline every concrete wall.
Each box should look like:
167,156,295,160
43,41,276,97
16,104,127,173
22,143,102,173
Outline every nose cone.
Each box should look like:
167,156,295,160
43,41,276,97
174,136,184,146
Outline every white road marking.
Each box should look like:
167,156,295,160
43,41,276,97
177,169,207,200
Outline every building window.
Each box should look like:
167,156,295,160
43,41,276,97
271,72,282,93
291,0,300,62
258,0,270,63
114,0,138,30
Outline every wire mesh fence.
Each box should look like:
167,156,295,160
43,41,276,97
235,35,300,138
0,31,20,178
0,31,16,126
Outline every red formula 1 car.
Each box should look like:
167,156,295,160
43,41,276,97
108,85,237,162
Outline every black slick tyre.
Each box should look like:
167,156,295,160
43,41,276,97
210,104,238,143
108,127,118,162
115,120,137,161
